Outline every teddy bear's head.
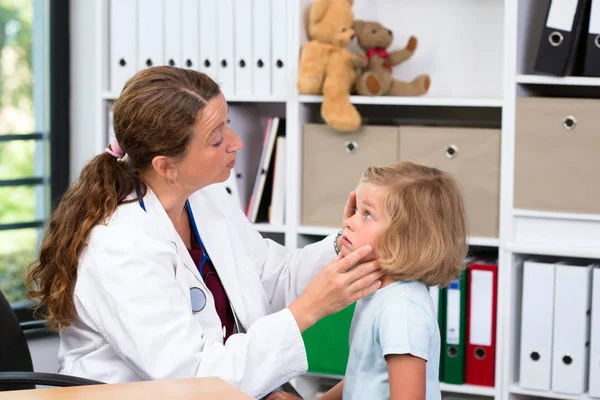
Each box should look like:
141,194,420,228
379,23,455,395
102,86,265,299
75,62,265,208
353,20,394,50
307,0,356,47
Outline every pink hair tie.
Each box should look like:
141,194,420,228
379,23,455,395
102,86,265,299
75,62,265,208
105,139,125,158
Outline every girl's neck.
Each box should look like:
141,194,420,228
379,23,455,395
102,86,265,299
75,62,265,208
380,274,397,288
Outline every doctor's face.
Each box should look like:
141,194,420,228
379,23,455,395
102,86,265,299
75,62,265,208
175,93,243,191
340,182,389,262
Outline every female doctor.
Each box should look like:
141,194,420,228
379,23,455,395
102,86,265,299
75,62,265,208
26,66,382,399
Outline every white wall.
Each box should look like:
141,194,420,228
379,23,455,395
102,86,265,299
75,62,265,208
70,0,101,181
27,335,60,373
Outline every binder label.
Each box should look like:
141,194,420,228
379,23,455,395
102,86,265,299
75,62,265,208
546,0,578,31
447,280,461,345
590,0,600,35
469,270,493,346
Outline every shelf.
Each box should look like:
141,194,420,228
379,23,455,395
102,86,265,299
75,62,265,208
469,237,500,247
252,223,286,233
298,95,504,108
225,95,288,103
440,383,496,397
513,208,600,222
101,91,119,100
303,373,496,397
102,91,288,103
516,74,600,87
298,226,499,247
298,226,339,237
510,384,595,400
506,242,600,260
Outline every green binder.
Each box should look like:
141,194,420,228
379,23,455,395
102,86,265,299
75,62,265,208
437,286,447,381
442,269,468,384
302,303,356,376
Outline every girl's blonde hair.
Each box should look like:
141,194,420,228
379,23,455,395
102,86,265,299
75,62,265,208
362,161,468,287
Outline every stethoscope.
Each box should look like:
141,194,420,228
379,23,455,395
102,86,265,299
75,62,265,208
136,187,209,313
135,187,245,336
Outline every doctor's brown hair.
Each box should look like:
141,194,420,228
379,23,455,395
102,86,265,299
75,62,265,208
362,161,469,287
27,66,221,331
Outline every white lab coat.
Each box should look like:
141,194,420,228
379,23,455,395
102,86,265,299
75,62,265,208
57,182,337,399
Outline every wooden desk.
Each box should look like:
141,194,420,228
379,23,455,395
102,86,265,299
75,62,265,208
0,377,254,399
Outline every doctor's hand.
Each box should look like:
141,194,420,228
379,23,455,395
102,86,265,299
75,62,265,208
265,392,302,400
288,244,383,333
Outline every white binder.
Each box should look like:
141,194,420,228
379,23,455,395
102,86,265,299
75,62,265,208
217,0,235,96
252,0,271,95
109,0,137,93
270,0,287,96
551,261,594,395
199,0,218,81
519,258,556,391
590,267,600,398
164,0,182,68
137,0,163,70
234,0,253,96
181,0,199,70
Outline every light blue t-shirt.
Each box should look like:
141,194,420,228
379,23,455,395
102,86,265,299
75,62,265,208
342,281,441,400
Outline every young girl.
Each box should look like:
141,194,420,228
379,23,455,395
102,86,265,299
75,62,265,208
322,160,469,400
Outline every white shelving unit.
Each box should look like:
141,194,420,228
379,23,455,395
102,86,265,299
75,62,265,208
88,1,600,400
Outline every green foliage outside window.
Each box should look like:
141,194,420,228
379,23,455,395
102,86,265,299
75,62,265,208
0,0,39,304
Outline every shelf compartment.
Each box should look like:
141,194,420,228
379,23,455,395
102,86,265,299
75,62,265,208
298,95,503,108
510,384,596,400
252,223,286,233
516,74,600,87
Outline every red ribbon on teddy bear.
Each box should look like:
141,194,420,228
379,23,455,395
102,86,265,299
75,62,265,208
366,47,392,71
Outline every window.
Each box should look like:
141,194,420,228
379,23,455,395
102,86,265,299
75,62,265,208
0,0,69,315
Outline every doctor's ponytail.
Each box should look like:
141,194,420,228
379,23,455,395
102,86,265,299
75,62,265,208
27,66,220,331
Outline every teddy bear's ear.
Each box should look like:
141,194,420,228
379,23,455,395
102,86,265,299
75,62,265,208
353,20,365,35
310,0,333,24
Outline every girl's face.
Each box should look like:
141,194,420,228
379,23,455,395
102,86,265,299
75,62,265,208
340,182,390,261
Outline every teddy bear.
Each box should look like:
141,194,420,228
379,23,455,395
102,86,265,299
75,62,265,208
353,20,431,97
296,0,368,132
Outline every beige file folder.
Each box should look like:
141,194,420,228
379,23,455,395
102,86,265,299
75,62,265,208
398,125,501,238
302,123,399,227
514,96,600,214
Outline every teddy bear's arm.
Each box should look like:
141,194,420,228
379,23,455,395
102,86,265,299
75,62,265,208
352,52,368,69
388,36,418,66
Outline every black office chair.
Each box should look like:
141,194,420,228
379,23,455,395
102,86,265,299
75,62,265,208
0,288,104,391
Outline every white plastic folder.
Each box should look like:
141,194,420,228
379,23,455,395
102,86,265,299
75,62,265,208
234,0,253,96
164,0,182,68
109,0,137,94
519,258,556,391
589,267,600,398
199,0,218,81
551,261,594,395
217,0,235,97
181,0,199,70
270,0,287,96
252,0,271,95
137,0,163,70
